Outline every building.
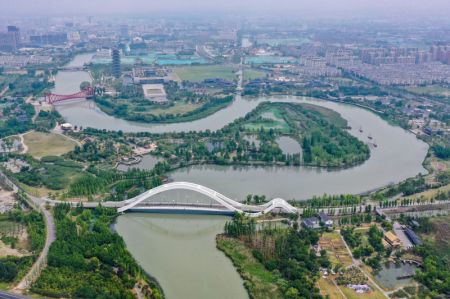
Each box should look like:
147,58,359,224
302,217,321,229
404,228,422,246
318,212,333,227
30,33,68,46
384,231,401,248
112,48,121,78
7,26,20,46
302,212,333,229
0,26,20,52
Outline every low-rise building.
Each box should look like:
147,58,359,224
384,231,401,248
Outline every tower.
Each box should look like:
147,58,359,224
112,48,121,79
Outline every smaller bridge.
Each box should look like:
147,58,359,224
44,87,94,104
57,66,86,71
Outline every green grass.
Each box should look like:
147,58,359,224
243,106,290,133
243,68,267,81
23,131,77,159
217,236,283,299
173,65,238,82
141,101,202,116
405,85,450,97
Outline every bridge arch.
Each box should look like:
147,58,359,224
117,181,298,217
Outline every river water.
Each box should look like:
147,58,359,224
55,54,429,299
114,214,248,299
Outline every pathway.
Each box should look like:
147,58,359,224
339,234,389,298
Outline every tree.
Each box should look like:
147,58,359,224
0,260,19,282
80,81,91,91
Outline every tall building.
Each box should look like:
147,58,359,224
112,48,121,78
7,26,20,46
0,26,20,52
30,33,68,46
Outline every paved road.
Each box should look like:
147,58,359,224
14,197,56,291
0,291,30,299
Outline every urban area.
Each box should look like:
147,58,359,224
0,2,449,299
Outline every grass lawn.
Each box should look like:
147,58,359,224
405,85,450,97
243,68,267,81
144,101,202,116
217,236,283,299
173,65,238,82
244,106,290,133
318,277,346,299
23,131,77,159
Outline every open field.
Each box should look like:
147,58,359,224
339,284,387,299
0,220,30,257
23,131,77,159
405,85,450,97
144,101,202,116
243,68,268,81
173,64,238,82
318,276,346,299
243,106,290,132
319,232,353,268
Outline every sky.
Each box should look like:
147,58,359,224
0,0,449,18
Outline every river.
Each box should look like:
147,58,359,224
54,54,429,299
114,214,248,299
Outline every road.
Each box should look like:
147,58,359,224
0,291,31,299
0,174,57,293
13,204,55,291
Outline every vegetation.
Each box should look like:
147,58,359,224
32,204,163,298
95,80,234,124
11,155,84,191
433,145,450,160
222,214,324,299
0,99,34,138
23,131,77,158
0,206,45,285
131,102,370,170
173,64,238,82
413,216,450,297
217,236,283,299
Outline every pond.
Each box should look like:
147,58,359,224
374,262,419,289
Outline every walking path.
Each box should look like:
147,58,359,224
339,234,389,298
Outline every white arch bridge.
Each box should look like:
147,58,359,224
111,181,298,217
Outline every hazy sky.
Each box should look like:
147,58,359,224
0,0,449,18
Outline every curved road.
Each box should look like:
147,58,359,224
0,174,57,293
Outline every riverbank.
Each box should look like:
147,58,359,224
94,95,233,124
216,235,283,299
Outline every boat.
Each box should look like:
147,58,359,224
368,134,373,140
359,126,363,133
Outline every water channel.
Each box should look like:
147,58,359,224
54,54,429,299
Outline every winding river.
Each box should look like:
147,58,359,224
54,54,429,299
